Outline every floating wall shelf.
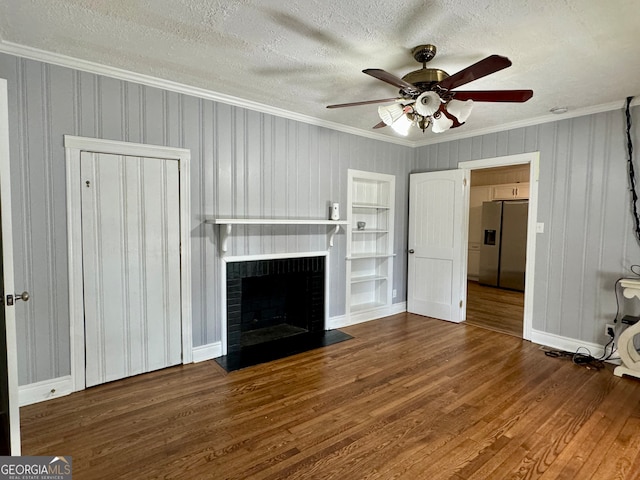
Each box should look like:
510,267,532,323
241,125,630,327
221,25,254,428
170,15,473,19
204,217,348,253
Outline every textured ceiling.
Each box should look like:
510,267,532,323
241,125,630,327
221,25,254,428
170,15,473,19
0,0,639,145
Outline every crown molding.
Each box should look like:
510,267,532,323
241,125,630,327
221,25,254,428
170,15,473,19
0,40,415,148
0,40,637,150
412,97,640,147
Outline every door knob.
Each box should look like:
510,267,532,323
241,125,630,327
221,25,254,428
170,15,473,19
1,291,30,306
14,291,29,302
409,249,415,254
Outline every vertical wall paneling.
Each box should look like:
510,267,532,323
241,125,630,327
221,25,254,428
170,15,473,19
6,47,633,385
48,66,74,379
13,57,34,382
41,63,59,378
25,60,48,381
0,51,414,385
415,107,640,346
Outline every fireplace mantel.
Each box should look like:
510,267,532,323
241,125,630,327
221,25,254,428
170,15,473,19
205,217,348,253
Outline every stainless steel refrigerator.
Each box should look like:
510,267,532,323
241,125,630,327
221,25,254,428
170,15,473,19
479,200,528,291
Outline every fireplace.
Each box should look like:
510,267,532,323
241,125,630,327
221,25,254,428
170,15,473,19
226,256,325,354
217,253,352,372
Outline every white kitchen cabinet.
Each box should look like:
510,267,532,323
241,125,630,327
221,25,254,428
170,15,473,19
346,170,395,322
491,183,529,200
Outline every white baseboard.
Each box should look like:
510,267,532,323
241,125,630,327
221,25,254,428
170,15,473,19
328,302,407,329
529,328,614,360
19,375,73,407
192,342,222,362
18,343,223,408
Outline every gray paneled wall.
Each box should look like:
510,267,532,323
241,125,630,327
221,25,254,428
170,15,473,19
415,107,640,344
3,47,636,386
0,52,415,385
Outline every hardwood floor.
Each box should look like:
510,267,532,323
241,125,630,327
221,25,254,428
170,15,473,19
20,313,640,479
466,280,524,337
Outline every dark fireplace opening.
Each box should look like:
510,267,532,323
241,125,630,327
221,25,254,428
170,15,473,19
240,272,312,348
226,256,325,354
217,255,352,372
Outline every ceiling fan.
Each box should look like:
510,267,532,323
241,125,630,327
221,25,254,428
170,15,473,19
326,44,533,135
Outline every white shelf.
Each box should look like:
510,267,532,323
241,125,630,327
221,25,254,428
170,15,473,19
350,301,387,313
205,217,348,253
207,217,348,226
347,253,396,260
350,275,387,284
352,203,390,210
351,229,388,234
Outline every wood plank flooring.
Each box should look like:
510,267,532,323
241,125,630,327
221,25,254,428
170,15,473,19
20,313,640,479
466,280,524,337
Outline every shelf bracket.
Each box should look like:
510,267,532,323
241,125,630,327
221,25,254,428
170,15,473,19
328,224,341,248
219,223,232,253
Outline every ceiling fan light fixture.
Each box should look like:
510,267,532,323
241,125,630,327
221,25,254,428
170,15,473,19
329,44,532,137
431,112,454,133
446,99,474,123
414,91,442,117
390,113,413,136
377,103,405,126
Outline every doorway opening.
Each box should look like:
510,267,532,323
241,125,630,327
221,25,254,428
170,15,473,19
459,152,539,341
466,164,529,337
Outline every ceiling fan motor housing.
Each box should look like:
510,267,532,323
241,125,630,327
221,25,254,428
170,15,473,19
401,44,449,95
402,68,449,93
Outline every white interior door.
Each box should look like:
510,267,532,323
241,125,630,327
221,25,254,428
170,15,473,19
81,152,182,387
407,170,469,322
0,78,20,454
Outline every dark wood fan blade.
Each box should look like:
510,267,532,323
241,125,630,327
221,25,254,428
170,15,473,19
437,55,512,91
373,121,387,129
326,97,399,109
363,69,421,94
452,90,533,102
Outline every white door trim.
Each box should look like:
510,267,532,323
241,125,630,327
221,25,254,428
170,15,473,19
64,136,192,392
458,152,540,341
0,78,21,454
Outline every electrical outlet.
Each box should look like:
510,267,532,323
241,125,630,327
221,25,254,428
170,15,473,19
392,289,397,298
605,323,615,337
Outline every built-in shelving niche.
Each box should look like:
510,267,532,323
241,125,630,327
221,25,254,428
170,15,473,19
346,169,396,322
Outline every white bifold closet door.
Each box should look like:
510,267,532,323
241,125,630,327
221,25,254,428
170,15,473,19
80,152,182,387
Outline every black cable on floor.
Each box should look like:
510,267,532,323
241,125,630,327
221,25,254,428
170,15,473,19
543,341,614,370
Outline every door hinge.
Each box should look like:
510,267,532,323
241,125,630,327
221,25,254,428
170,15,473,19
463,178,467,187
459,300,463,308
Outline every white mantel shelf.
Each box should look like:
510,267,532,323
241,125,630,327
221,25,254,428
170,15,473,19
205,217,348,253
